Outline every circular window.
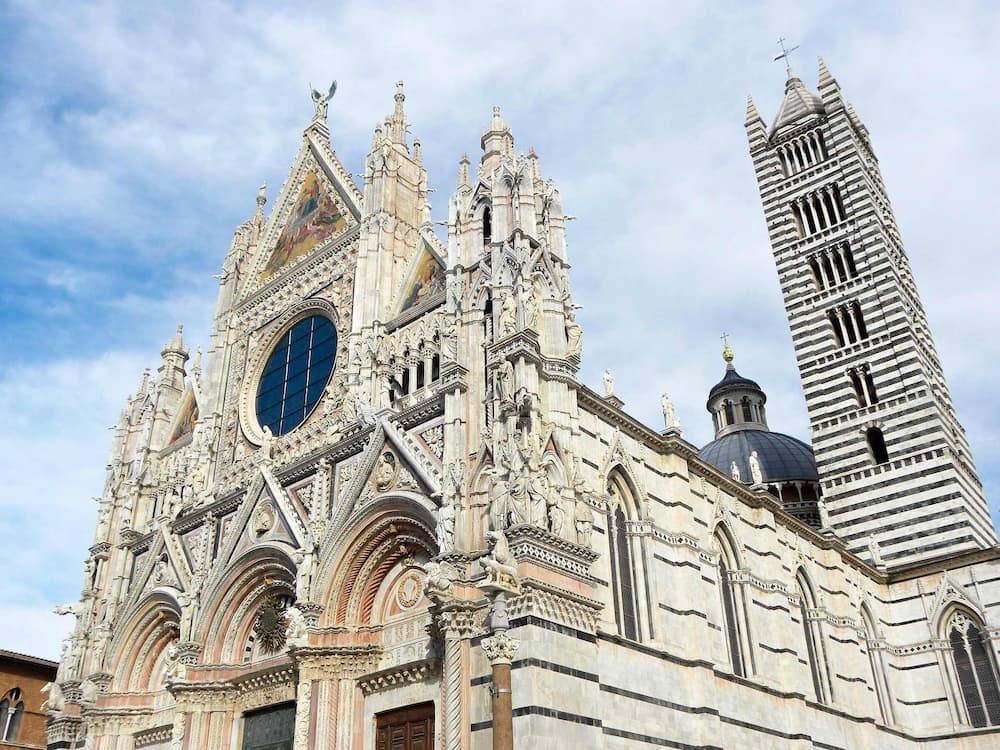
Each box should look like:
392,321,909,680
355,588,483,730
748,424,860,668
255,314,337,436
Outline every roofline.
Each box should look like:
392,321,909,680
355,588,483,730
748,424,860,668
0,648,59,670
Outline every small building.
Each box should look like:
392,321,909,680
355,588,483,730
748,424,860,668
0,650,57,749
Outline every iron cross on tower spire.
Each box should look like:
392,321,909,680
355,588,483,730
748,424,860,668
774,37,799,76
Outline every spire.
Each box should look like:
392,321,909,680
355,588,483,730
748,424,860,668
389,80,407,145
481,105,514,170
817,56,843,109
253,182,267,228
745,94,766,148
769,74,825,136
161,324,187,358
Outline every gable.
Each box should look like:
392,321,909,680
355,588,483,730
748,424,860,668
397,242,445,315
166,388,199,446
259,168,351,283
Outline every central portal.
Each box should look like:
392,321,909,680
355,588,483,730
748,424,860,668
375,702,435,750
242,703,295,750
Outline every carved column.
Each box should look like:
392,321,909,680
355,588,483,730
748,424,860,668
432,603,477,750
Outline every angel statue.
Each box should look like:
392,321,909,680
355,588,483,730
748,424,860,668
310,80,338,122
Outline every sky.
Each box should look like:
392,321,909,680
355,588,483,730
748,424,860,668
2,0,999,660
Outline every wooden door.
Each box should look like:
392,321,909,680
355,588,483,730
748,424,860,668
375,702,434,750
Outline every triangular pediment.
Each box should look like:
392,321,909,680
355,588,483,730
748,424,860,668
245,133,361,290
394,241,446,316
165,387,200,448
326,418,442,540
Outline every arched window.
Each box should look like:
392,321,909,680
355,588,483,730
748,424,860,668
724,401,735,426
946,610,1000,727
741,397,753,423
861,604,893,724
482,205,492,245
797,571,833,703
715,529,749,677
607,472,640,641
866,427,889,465
1,688,24,742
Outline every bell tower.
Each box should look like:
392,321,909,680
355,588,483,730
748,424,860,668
747,57,995,566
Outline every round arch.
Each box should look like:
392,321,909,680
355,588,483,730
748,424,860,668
108,591,181,693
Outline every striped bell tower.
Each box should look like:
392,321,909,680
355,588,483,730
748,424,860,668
746,57,995,567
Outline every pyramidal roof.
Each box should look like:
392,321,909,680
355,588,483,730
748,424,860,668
770,73,825,136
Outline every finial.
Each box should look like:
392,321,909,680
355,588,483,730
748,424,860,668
395,80,405,103
257,183,267,207
458,153,470,188
774,37,799,77
413,137,422,164
721,332,734,365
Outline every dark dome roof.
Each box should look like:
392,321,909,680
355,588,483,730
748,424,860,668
698,429,818,484
707,366,764,405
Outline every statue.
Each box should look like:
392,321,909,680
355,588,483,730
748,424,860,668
573,497,595,546
867,536,884,568
284,605,308,647
496,359,515,404
260,425,276,462
730,461,742,482
482,530,518,586
374,451,396,491
293,548,315,602
565,313,582,358
498,294,517,337
487,468,510,531
436,499,456,553
522,278,541,331
602,369,615,397
546,486,567,538
423,561,455,603
53,602,82,617
748,450,764,486
310,80,337,122
41,681,64,713
661,392,681,431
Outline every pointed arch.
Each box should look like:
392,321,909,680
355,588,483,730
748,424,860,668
317,497,437,628
606,468,642,641
197,545,297,664
796,568,833,703
940,605,1000,728
108,592,181,693
860,600,894,724
713,523,753,677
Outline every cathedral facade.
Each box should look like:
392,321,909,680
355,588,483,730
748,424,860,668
46,62,1000,750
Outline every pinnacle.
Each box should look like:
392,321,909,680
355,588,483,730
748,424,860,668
818,56,834,86
745,95,761,124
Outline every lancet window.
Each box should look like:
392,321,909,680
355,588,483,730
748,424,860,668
849,364,879,408
861,604,892,724
866,427,890,465
791,184,847,238
797,570,833,703
715,528,750,677
809,242,858,291
0,689,24,742
778,129,828,176
946,610,1000,727
607,471,640,641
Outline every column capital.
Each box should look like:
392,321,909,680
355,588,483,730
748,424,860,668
482,632,520,666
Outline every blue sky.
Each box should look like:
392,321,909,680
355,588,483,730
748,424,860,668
2,1,999,659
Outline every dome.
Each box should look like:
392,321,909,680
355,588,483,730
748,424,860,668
698,428,818,484
770,75,825,136
707,365,764,405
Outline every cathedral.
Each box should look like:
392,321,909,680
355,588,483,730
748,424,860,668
45,59,1000,750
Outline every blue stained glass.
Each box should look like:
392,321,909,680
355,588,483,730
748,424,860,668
255,314,337,436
